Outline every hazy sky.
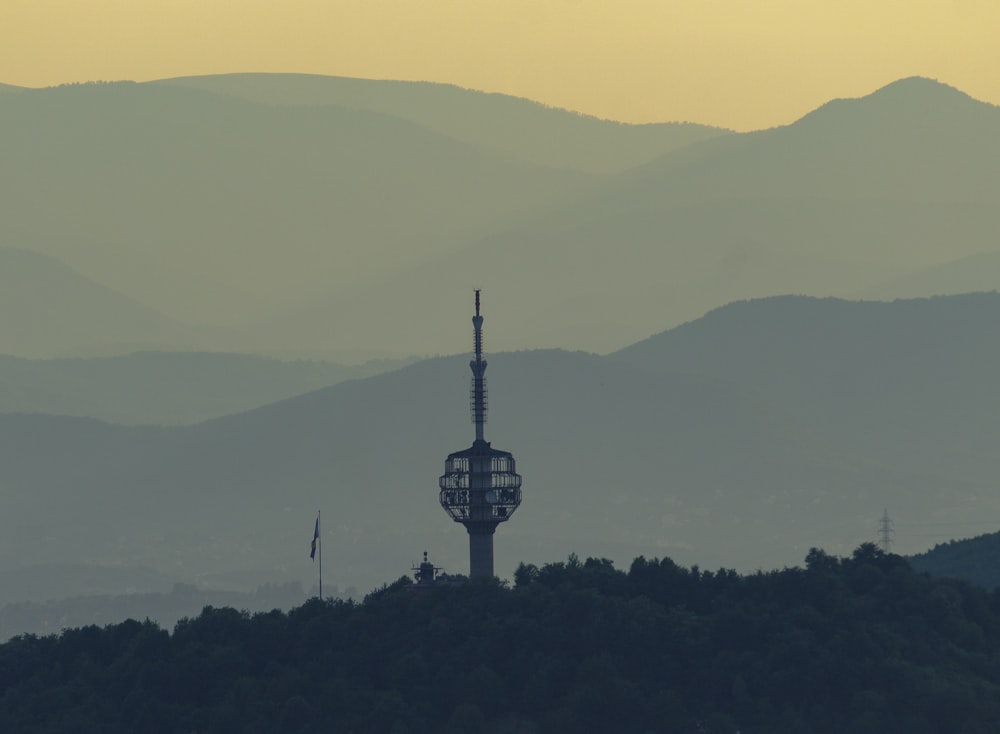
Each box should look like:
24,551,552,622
2,0,998,130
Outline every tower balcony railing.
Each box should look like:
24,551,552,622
438,472,523,491
439,487,522,522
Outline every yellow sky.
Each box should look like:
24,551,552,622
2,0,998,130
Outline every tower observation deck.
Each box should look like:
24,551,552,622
439,291,522,578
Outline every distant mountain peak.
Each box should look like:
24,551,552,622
795,75,996,130
876,75,959,92
866,75,982,105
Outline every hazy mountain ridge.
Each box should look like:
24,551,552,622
800,76,1000,135
277,76,1000,355
612,293,1000,471
158,72,732,174
310,196,963,354
0,351,410,425
0,247,201,357
623,76,1000,203
615,292,1000,387
2,75,999,357
0,563,176,606
0,80,593,343
860,252,1000,301
4,294,1000,614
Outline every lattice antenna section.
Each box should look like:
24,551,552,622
470,289,488,442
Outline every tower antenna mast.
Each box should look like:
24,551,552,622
472,289,487,444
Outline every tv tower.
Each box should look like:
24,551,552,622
439,291,523,578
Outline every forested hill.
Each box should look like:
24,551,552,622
3,546,1000,733
910,530,1000,590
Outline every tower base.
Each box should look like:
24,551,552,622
467,524,497,579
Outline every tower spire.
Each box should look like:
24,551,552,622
471,289,487,444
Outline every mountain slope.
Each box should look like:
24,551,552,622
0,351,409,425
4,77,997,357
0,248,198,357
5,294,1000,600
909,531,1000,589
0,81,592,339
612,292,1000,471
269,77,1000,355
158,73,731,173
0,349,831,599
618,76,1000,205
860,252,1000,300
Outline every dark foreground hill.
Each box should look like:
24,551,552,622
0,579,316,643
910,531,1000,590
2,546,999,734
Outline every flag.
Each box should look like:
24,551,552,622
310,515,319,560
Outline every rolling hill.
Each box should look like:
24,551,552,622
158,72,731,174
908,530,1000,589
860,252,1000,300
612,292,1000,475
0,248,200,357
269,77,1000,356
0,351,410,425
0,80,592,351
2,76,998,358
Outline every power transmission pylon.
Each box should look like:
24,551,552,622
878,508,894,553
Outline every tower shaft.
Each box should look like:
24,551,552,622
467,524,496,578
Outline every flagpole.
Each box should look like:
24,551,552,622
318,510,323,601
